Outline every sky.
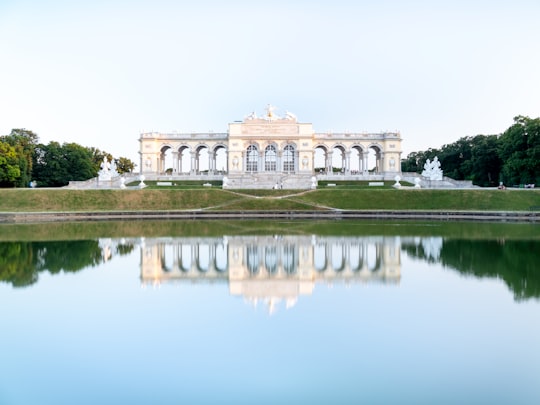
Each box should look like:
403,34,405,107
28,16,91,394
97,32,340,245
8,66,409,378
1,0,539,170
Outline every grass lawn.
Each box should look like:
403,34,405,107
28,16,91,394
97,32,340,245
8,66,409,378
0,187,538,212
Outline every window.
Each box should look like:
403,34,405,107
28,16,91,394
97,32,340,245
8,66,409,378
246,145,258,172
264,145,277,171
283,145,295,172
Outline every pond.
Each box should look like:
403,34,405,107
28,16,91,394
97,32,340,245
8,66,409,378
1,220,539,405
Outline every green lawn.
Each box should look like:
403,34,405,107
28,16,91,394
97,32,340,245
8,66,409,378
0,187,538,212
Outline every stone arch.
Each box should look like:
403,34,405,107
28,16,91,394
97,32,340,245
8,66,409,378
159,144,174,174
367,143,383,174
330,242,346,272
196,243,210,272
313,144,329,174
177,145,191,174
314,242,327,272
282,243,297,274
212,143,228,174
214,242,227,272
246,244,260,274
350,145,366,175
349,243,364,272
366,243,381,273
330,144,347,174
264,245,278,274
179,244,193,272
194,144,210,174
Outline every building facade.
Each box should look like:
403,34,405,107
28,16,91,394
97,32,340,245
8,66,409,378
139,106,402,188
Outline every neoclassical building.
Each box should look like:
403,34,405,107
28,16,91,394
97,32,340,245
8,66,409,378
139,106,402,189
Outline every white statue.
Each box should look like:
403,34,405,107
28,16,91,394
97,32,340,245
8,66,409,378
265,104,280,120
311,176,318,189
393,175,401,188
100,157,110,172
245,111,257,120
98,157,112,181
110,159,119,177
422,156,443,181
222,176,229,188
285,111,297,121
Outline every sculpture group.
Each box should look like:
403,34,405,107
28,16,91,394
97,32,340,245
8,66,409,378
98,157,119,181
422,156,443,181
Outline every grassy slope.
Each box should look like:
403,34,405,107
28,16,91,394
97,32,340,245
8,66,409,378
0,188,539,212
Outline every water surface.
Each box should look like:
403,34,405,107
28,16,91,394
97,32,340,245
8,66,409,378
1,221,539,405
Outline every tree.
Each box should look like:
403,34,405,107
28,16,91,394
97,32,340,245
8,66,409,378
32,141,96,187
498,116,540,185
470,135,502,187
0,129,39,187
116,156,136,174
0,141,21,187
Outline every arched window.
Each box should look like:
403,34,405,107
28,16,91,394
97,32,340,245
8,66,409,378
283,145,295,172
246,145,258,172
264,145,277,171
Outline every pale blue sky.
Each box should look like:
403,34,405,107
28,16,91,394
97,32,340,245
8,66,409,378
1,0,539,168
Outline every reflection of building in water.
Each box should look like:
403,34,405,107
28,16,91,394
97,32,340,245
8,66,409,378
140,235,401,312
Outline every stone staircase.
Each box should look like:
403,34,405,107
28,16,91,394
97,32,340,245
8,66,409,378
224,172,314,189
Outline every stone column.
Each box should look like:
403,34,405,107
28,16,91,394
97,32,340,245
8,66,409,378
190,151,196,175
172,151,179,173
326,151,333,174
345,151,351,174
363,152,369,175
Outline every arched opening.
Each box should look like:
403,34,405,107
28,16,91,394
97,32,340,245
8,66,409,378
197,244,210,272
314,243,327,272
214,146,227,174
283,144,295,173
367,145,382,174
350,146,365,175
331,243,346,272
246,245,259,274
264,246,278,274
160,145,173,174
179,244,192,272
349,243,364,271
246,145,259,173
215,242,227,272
282,244,296,274
196,145,209,174
331,145,346,174
314,146,327,174
178,146,191,174
264,144,277,172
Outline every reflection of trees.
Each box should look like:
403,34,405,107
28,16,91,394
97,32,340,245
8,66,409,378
0,243,38,287
404,239,540,300
0,240,134,288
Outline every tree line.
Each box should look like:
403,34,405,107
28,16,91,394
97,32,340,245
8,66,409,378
0,129,136,187
401,116,540,187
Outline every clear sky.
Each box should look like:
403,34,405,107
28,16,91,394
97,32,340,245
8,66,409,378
1,0,539,169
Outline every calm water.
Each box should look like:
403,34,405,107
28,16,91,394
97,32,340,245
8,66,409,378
0,221,539,405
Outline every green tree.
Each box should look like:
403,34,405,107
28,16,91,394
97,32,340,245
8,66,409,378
0,141,22,187
470,135,502,187
498,116,540,186
116,156,136,174
0,129,39,187
32,142,96,187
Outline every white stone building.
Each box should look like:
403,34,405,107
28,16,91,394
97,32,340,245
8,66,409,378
139,106,403,189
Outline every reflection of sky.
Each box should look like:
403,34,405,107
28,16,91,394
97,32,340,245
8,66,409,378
1,248,539,405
